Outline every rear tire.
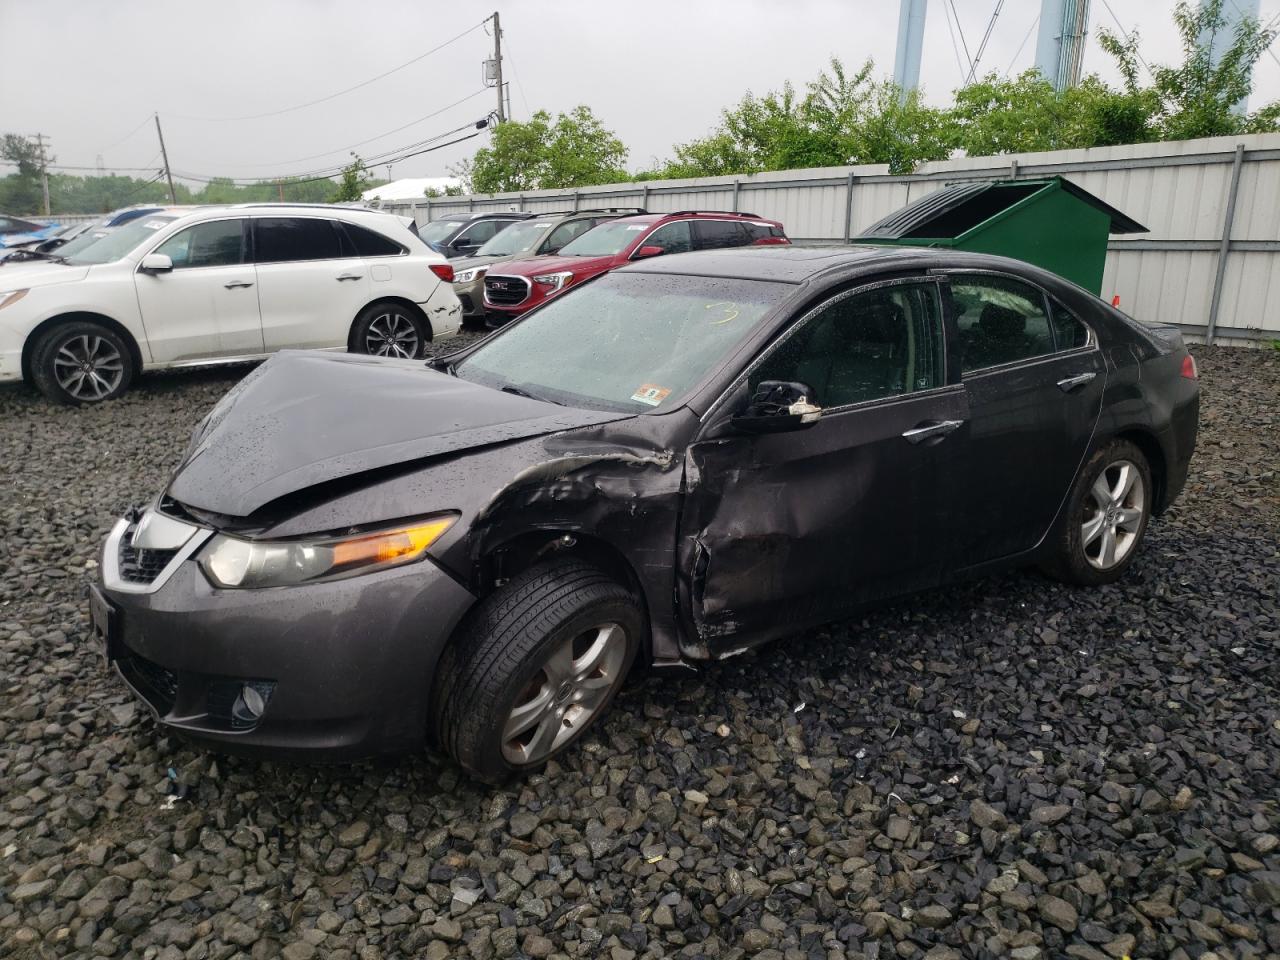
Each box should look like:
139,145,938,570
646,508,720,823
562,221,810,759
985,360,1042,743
350,301,429,359
1041,438,1152,586
433,560,643,784
30,321,135,405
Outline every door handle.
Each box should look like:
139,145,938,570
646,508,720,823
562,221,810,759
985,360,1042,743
1056,372,1096,392
223,280,254,289
902,419,964,444
335,273,363,282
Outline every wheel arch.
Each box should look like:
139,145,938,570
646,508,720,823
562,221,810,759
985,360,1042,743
22,311,144,383
347,296,432,352
1108,427,1169,514
471,530,653,655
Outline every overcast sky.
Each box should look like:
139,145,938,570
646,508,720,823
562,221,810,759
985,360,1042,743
2,0,1278,186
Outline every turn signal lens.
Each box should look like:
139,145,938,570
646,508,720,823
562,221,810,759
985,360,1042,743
200,516,456,589
429,263,455,282
1181,354,1198,379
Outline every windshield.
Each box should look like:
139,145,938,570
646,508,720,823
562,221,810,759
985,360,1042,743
476,219,550,257
52,220,111,258
417,220,463,245
456,272,788,412
557,220,652,257
63,216,177,265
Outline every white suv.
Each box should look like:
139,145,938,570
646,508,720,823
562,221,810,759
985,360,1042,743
0,204,462,403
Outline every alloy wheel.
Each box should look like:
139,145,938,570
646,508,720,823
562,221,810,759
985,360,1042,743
501,622,629,765
1081,458,1145,570
52,334,124,401
364,312,420,358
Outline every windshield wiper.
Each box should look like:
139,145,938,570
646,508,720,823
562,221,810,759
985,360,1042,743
501,384,562,405
2,249,65,264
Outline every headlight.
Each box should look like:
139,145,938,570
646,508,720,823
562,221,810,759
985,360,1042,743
531,271,573,292
453,267,486,284
0,289,30,311
199,516,456,589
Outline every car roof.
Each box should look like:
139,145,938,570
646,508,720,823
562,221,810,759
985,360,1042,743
617,243,1074,286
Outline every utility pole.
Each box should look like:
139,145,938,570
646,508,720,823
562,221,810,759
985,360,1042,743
893,0,928,104
30,133,51,216
153,113,177,204
491,12,505,123
1035,0,1090,91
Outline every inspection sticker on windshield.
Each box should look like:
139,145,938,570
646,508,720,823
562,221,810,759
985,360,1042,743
625,225,647,230
631,384,671,406
141,220,167,230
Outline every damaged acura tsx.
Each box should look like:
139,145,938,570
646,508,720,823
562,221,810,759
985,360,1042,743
91,245,1199,782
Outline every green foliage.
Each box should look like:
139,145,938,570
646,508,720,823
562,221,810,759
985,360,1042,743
330,153,371,203
1098,0,1279,140
0,134,43,213
460,107,628,193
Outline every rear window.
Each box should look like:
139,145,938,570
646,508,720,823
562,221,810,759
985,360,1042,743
745,222,784,241
342,222,404,257
254,218,342,263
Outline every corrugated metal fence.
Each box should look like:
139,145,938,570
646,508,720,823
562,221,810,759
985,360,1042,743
379,132,1280,346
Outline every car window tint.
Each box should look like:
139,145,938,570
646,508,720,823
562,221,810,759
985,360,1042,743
1050,300,1092,350
752,283,945,407
695,220,746,250
543,219,593,253
642,221,692,254
255,218,342,263
343,222,403,257
951,275,1054,372
154,219,244,268
459,220,503,245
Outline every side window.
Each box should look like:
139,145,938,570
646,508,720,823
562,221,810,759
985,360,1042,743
951,275,1054,372
543,219,592,253
751,283,946,408
459,220,503,246
1049,300,1092,350
342,222,404,257
640,221,693,255
254,218,342,263
153,219,245,269
694,220,746,250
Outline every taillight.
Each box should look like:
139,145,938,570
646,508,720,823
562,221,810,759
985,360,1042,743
1181,354,1198,379
429,263,454,283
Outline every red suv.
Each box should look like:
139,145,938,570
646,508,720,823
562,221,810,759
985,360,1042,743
482,210,789,324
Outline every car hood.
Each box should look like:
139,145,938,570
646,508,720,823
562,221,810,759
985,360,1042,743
493,253,614,278
0,261,92,286
167,351,631,518
451,253,511,272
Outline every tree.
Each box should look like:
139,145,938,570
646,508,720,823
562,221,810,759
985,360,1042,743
330,153,371,202
461,107,628,193
1098,0,1279,140
0,134,43,213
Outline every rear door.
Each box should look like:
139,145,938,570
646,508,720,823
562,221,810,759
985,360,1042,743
134,217,263,362
944,271,1107,566
679,277,969,649
253,217,371,351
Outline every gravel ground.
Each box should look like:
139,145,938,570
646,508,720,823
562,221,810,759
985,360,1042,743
0,344,1277,960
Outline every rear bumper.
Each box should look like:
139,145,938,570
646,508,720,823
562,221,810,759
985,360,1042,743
96,518,476,760
1159,388,1199,511
419,282,464,341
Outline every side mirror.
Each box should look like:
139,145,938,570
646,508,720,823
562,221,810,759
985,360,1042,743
633,244,665,260
139,253,173,274
452,237,477,251
731,380,822,434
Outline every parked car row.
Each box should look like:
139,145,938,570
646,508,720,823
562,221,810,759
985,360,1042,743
0,203,461,402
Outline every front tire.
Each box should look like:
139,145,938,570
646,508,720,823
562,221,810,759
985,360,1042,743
1042,438,1152,585
350,301,428,359
433,560,643,783
31,321,135,404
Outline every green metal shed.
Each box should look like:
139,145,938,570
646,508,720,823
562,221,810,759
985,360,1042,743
856,176,1147,295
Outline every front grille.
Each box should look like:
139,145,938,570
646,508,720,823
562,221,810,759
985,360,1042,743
118,537,178,585
484,275,530,307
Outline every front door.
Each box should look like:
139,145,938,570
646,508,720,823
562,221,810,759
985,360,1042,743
678,277,970,652
134,218,263,363
252,217,371,351
944,272,1107,566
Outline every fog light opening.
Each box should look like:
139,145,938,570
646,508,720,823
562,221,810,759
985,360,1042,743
232,683,267,724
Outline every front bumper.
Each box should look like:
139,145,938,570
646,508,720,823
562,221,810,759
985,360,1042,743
95,514,476,759
452,278,485,318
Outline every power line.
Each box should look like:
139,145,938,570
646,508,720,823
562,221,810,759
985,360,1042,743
967,0,1007,84
1099,0,1157,81
1006,13,1040,75
207,88,489,170
502,34,532,117
947,0,976,79
164,20,487,123
942,0,968,82
97,115,155,156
